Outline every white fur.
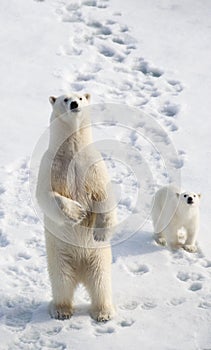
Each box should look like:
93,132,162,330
36,93,116,321
152,185,200,252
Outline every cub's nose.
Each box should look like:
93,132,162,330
187,196,193,204
70,101,78,110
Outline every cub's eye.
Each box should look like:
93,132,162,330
193,194,196,197
79,97,82,101
64,98,69,103
184,194,187,198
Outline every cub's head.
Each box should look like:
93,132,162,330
49,93,91,121
176,191,201,207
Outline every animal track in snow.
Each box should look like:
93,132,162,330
177,271,205,282
200,259,211,268
82,0,109,8
86,20,103,28
177,271,190,282
133,58,164,77
97,26,112,36
95,326,116,335
119,319,135,327
169,156,184,169
5,306,33,331
189,282,202,292
0,229,9,247
176,271,205,292
82,0,97,6
39,339,66,350
46,326,63,335
119,301,139,311
117,255,150,277
127,263,150,276
198,295,211,309
77,73,95,81
62,11,83,24
65,3,81,11
168,297,186,306
167,79,183,93
161,101,180,117
98,44,115,57
141,298,157,310
0,186,5,195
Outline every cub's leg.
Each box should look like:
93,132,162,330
183,229,198,253
167,227,182,250
45,230,77,319
84,247,115,322
152,203,167,246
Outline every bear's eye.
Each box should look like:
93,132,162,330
184,194,187,198
193,194,196,197
79,97,82,101
64,98,69,103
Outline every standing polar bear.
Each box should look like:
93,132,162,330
36,93,117,321
152,185,200,252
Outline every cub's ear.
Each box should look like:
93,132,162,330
176,193,180,198
198,193,201,199
49,96,57,105
84,93,91,102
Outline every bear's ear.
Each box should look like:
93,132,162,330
84,93,91,102
49,96,57,105
176,193,180,198
198,193,201,199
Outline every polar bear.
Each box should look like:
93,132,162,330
36,93,117,321
152,185,200,252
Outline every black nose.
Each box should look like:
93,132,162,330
70,101,78,110
187,196,193,204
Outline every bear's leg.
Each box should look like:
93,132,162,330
49,268,77,320
84,248,115,322
183,230,197,253
45,231,77,320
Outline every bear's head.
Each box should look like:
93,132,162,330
176,191,201,207
49,93,91,123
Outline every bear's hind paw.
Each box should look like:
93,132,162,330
91,307,115,322
49,302,73,320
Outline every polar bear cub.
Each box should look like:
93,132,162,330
152,185,200,252
36,92,117,321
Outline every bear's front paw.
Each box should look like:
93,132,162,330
63,201,87,225
183,244,197,253
55,195,86,225
91,307,115,322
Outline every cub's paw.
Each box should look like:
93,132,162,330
154,235,167,246
91,306,115,322
183,244,197,253
49,302,73,320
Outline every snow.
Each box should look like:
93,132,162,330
0,0,211,349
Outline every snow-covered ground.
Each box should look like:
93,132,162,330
0,0,211,349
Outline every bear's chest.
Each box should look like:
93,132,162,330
50,154,92,202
